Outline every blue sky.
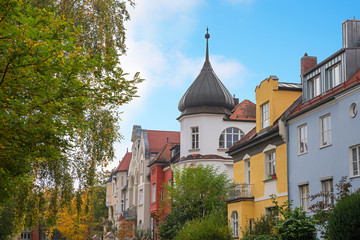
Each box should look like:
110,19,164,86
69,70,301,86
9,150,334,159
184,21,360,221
110,0,360,169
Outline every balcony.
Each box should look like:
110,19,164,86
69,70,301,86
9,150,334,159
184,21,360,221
123,206,137,221
227,183,254,202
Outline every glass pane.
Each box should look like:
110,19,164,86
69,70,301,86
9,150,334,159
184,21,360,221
226,128,232,133
233,128,239,133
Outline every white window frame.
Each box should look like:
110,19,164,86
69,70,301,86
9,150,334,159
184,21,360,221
350,145,360,177
219,127,244,149
265,151,276,179
231,211,239,238
326,63,341,91
191,127,199,149
298,124,308,154
261,102,270,129
309,75,321,98
139,189,143,205
320,114,331,147
321,178,334,206
299,184,309,211
152,183,156,203
244,159,251,184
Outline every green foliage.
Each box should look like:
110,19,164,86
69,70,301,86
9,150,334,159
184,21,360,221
241,235,277,240
0,0,141,237
309,176,354,238
275,207,317,240
134,228,153,240
174,211,231,240
241,215,275,238
327,192,360,240
158,164,229,240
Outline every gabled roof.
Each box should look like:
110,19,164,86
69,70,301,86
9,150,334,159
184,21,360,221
229,99,256,121
115,152,132,172
148,143,178,167
146,130,180,153
286,69,360,120
227,122,279,155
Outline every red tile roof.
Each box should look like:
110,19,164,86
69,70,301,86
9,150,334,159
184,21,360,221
115,152,132,172
287,69,360,119
230,99,256,121
149,143,178,166
147,130,180,153
228,122,279,153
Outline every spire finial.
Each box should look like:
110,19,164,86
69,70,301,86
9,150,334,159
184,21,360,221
205,27,210,62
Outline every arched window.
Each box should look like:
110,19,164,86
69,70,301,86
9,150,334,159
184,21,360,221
219,128,244,148
231,211,239,238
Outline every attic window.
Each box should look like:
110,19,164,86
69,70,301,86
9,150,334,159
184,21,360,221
261,102,270,129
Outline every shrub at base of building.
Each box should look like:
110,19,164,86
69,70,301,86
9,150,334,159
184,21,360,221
174,211,231,240
327,192,360,240
275,207,317,240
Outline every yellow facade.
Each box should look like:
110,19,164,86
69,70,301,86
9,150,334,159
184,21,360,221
228,76,301,239
255,77,301,133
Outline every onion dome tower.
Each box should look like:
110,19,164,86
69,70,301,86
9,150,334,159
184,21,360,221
178,29,235,119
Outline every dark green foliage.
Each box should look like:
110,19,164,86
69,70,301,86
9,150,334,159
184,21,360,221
241,215,275,239
158,164,229,240
276,207,317,240
174,211,231,240
241,235,277,240
327,193,360,240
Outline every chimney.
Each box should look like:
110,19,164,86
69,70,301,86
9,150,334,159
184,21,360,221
301,53,317,84
233,94,239,105
342,18,360,49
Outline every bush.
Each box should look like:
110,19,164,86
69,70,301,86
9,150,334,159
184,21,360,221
241,235,277,240
241,215,275,238
327,192,360,240
275,207,317,240
174,211,231,240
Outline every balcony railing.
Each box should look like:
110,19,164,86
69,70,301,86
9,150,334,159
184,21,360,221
227,183,254,201
123,205,137,220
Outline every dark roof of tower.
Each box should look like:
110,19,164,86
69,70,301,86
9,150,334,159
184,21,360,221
178,29,235,119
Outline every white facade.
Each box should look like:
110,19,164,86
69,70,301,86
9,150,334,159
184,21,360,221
127,129,152,229
178,113,255,180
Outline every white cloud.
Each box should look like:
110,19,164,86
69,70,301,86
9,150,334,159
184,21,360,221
109,0,252,170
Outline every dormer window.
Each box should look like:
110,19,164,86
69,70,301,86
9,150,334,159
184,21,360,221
219,127,244,149
325,63,341,91
261,102,270,129
308,75,321,99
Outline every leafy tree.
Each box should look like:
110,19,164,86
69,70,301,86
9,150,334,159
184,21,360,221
158,164,229,240
56,191,94,240
327,192,360,240
275,207,317,240
309,176,353,239
0,0,141,237
117,220,135,240
174,211,232,240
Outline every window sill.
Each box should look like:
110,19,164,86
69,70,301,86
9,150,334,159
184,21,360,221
217,148,227,152
297,151,308,156
320,143,332,149
189,148,200,152
263,177,277,183
350,175,360,179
